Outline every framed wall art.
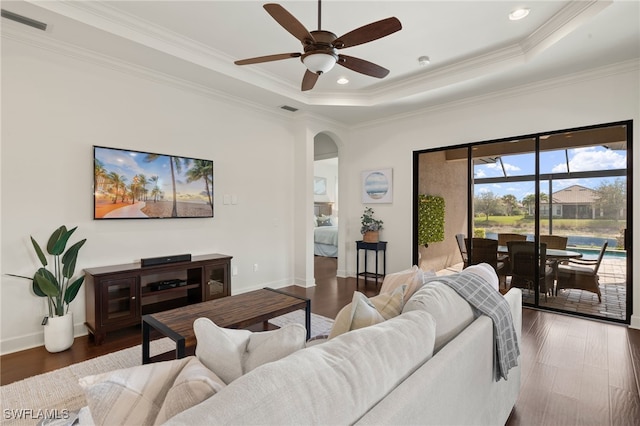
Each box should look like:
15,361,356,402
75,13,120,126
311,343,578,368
314,176,327,195
362,168,393,203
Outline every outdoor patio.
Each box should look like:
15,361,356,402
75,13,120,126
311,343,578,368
440,257,627,321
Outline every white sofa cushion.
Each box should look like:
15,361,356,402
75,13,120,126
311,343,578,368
401,263,499,352
79,356,224,426
165,310,437,426
403,281,475,352
194,318,306,384
464,263,500,291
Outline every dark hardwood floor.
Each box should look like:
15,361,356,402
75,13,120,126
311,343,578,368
2,256,639,425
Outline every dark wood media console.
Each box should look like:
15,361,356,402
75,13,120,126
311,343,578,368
84,253,232,344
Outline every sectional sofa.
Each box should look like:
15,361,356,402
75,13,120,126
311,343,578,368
78,264,522,425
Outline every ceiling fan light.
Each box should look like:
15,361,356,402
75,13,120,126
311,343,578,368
302,52,336,74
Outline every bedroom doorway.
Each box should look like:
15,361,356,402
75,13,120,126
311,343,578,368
314,133,339,280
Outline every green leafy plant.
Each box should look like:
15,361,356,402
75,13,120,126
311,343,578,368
360,207,383,234
8,226,87,317
417,194,445,246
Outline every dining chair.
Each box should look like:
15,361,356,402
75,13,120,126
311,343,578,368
465,237,506,286
496,233,526,276
507,241,554,300
455,234,468,268
539,235,568,250
556,241,608,302
497,233,527,246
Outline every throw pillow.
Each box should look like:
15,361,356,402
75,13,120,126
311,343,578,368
317,215,333,226
402,281,475,352
79,356,224,426
155,357,226,424
194,318,306,384
328,286,406,339
369,285,406,320
379,265,426,299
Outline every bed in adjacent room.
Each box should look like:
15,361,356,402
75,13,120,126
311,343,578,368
314,202,338,257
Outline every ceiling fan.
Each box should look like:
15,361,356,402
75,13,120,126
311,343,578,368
234,0,402,91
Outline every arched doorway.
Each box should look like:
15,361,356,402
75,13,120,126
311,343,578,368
313,133,339,279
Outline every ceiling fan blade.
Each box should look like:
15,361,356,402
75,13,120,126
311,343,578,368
301,70,319,91
235,52,301,65
334,17,402,49
337,54,390,78
264,3,315,44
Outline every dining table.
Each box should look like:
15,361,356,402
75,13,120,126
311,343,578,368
497,245,583,261
497,245,582,296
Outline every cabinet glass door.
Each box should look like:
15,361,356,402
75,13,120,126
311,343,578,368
205,264,228,300
104,277,138,322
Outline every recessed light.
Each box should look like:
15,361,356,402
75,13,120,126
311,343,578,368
509,8,530,21
337,77,349,85
418,55,430,66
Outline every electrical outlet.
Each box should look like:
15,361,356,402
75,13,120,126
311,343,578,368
253,263,258,272
232,266,238,276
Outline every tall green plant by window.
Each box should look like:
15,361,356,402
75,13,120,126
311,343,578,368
418,195,445,247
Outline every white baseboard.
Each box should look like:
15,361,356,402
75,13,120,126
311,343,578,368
630,314,640,330
1,322,88,356
294,277,316,288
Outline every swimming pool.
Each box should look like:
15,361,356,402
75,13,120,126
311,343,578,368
570,247,627,259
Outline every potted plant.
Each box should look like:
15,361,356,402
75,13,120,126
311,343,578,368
360,207,383,243
8,225,87,352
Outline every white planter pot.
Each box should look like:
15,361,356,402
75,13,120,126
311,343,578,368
44,313,74,353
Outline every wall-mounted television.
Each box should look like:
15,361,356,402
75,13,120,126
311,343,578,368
94,146,214,219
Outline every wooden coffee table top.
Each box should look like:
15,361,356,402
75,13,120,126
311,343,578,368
145,288,308,348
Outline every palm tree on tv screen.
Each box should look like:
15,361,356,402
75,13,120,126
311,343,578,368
149,176,159,202
186,159,213,211
94,159,107,192
107,172,126,203
144,154,190,217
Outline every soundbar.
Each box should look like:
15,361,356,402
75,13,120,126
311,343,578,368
141,254,192,267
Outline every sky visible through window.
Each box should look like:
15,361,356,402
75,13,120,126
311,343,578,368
474,146,626,201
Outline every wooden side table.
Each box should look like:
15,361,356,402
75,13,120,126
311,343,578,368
356,240,387,289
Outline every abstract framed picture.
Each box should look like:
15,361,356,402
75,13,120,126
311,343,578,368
94,146,214,219
314,176,327,195
362,168,393,203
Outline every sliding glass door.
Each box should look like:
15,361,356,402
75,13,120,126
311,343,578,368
414,121,632,324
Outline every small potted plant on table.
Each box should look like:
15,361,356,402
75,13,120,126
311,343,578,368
360,207,383,243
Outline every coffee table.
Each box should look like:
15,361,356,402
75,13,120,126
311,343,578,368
142,287,310,364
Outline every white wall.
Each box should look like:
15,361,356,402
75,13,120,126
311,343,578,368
314,158,338,205
2,35,638,355
1,38,299,353
340,61,640,328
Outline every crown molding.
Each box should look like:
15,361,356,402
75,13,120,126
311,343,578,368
352,59,639,130
23,0,309,101
1,23,297,125
521,0,612,59
22,0,614,108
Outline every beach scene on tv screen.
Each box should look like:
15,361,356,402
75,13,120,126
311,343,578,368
94,146,214,219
